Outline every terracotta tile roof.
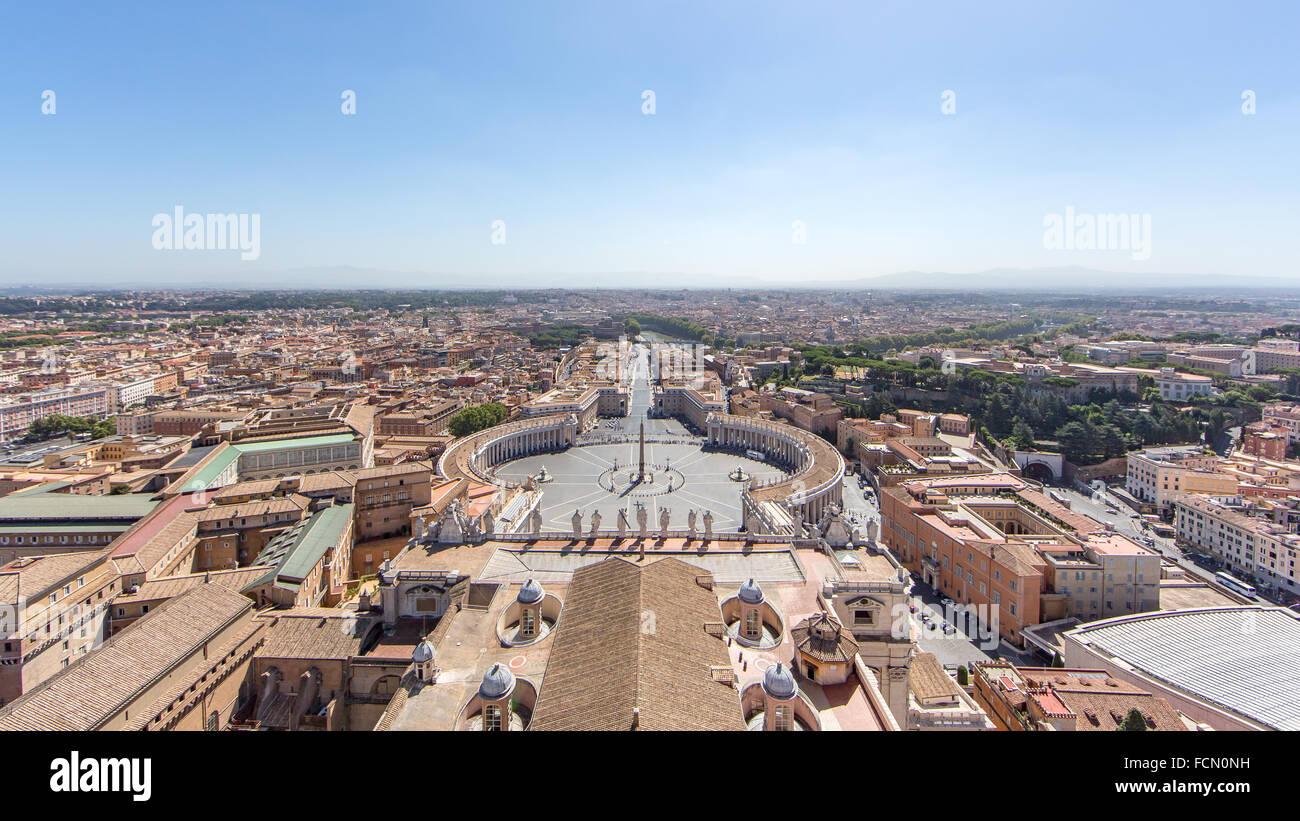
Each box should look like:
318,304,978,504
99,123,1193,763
529,557,744,731
1054,689,1187,731
0,549,108,601
0,584,254,731
791,612,859,663
909,652,964,703
114,566,273,604
254,609,374,660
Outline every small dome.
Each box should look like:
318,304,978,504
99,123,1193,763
517,577,544,605
411,640,436,664
738,578,764,605
763,662,797,700
478,663,516,701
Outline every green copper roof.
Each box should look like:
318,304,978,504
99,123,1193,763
0,492,159,523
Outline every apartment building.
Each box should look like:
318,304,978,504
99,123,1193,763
0,386,110,442
971,662,1187,731
1262,402,1300,442
375,398,461,437
1240,422,1289,461
1173,495,1300,595
1125,446,1236,514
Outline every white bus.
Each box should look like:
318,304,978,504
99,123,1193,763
1215,571,1257,598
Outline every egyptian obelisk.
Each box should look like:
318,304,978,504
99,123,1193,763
638,421,646,481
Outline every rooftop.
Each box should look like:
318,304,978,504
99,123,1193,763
1066,606,1300,731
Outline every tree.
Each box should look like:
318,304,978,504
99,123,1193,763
1051,651,1065,668
623,317,641,337
1010,419,1037,450
1099,424,1127,459
1054,421,1093,463
1118,707,1148,731
956,665,969,686
448,402,508,437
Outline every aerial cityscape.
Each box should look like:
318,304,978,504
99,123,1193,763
0,1,1293,805
0,286,1295,738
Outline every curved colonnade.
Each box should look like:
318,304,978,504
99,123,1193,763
437,409,843,538
704,412,844,533
438,414,580,488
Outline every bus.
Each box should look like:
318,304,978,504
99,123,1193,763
1215,571,1257,598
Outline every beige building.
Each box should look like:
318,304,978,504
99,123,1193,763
1126,446,1236,513
0,584,266,731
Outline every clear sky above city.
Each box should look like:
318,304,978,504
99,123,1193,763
1,1,1297,288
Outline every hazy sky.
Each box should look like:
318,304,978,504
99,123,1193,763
1,1,1297,288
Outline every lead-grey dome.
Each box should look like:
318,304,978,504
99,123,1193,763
517,577,544,605
762,662,797,700
478,663,516,701
738,578,764,605
411,640,436,664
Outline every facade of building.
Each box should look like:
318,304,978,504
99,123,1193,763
1173,495,1300,595
0,584,266,730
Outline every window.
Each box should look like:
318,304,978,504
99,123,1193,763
853,609,874,626
773,703,792,731
521,607,536,639
483,703,503,731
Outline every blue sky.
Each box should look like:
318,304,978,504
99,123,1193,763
1,1,1297,288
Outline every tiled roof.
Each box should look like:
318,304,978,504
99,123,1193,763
0,584,253,731
255,609,373,660
0,549,109,601
791,612,858,663
114,566,273,604
529,557,744,731
909,652,964,703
